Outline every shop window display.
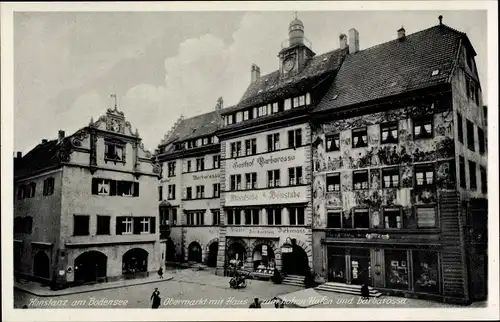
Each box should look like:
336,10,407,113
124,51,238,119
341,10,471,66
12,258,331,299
385,250,409,290
252,244,276,277
413,251,440,294
327,247,346,283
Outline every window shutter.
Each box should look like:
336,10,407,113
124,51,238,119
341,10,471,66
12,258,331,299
110,180,117,196
116,217,123,235
150,217,156,234
92,178,99,195
133,182,139,197
133,217,141,234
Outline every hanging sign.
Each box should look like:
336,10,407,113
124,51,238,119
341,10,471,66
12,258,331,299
262,245,268,256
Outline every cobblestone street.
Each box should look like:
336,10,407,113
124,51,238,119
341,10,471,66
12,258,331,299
14,269,487,309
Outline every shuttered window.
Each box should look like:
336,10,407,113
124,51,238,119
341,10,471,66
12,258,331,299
416,207,436,228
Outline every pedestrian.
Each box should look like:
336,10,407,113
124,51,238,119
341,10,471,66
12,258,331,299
158,267,163,279
361,283,370,300
249,297,261,308
150,287,161,309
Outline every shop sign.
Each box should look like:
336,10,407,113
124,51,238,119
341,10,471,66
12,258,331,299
262,245,268,256
225,186,307,206
226,226,308,238
326,231,390,240
232,154,297,170
192,172,220,181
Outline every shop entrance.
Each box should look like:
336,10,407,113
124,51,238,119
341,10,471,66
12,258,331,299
187,242,202,263
350,248,371,285
74,251,107,284
252,244,276,270
282,245,309,276
328,247,346,283
122,248,149,275
207,242,218,267
165,239,176,262
33,251,50,279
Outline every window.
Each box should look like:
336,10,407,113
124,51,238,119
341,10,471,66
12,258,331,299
186,187,192,200
413,117,433,139
480,166,487,193
466,120,475,151
117,181,138,197
457,112,464,143
267,208,282,225
381,122,398,144
352,128,368,148
186,212,195,226
243,110,249,121
466,76,479,105
353,209,370,228
158,186,163,201
385,250,409,290
259,105,268,116
171,209,178,226
227,114,233,125
288,129,302,148
289,207,305,225
187,160,192,172
327,211,342,228
353,170,369,190
213,183,220,197
230,175,242,191
306,93,311,105
104,143,124,161
478,128,485,154
196,158,205,171
459,157,466,188
415,165,434,187
96,215,111,235
245,209,260,225
196,138,202,147
272,103,279,114
469,161,477,190
236,112,243,123
267,133,280,152
160,209,169,226
196,185,205,199
284,98,292,110
43,177,55,196
382,168,400,188
245,139,257,155
288,167,303,185
326,173,341,192
227,209,241,225
27,182,36,198
203,137,208,146
267,170,281,188
245,173,257,189
73,215,90,236
326,134,340,152
384,208,402,229
212,210,221,226
93,178,111,196
413,251,439,294
231,141,242,158
416,207,437,228
196,212,204,226
213,155,220,169
167,162,176,177
168,184,176,200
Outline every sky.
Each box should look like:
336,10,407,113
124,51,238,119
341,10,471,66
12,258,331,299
14,10,487,154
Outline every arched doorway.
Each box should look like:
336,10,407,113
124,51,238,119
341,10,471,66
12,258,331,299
207,242,218,267
226,241,247,264
282,244,309,276
166,239,176,262
74,251,107,283
122,248,148,275
33,251,50,279
252,244,276,270
188,242,202,263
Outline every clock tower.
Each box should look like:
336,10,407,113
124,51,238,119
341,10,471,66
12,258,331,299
279,13,315,78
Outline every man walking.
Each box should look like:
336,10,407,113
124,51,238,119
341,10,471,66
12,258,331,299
158,267,164,279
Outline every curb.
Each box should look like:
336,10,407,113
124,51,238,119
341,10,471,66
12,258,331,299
14,276,174,297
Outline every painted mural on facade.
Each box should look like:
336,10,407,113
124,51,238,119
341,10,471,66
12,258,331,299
312,103,455,228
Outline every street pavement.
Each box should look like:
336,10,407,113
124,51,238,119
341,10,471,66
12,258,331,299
14,268,487,309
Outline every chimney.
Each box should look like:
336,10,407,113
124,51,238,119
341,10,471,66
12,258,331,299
339,34,348,49
58,130,65,142
16,151,22,159
348,28,359,54
397,27,406,40
42,139,48,144
251,64,261,83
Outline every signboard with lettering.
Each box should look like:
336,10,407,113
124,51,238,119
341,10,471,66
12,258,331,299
225,148,306,175
226,226,308,238
192,172,220,181
225,186,308,206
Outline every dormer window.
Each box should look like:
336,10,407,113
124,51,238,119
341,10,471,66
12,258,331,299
227,114,234,125
104,142,124,162
431,69,440,76
236,112,243,123
284,98,292,110
202,138,208,146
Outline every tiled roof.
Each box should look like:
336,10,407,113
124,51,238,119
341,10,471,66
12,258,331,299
14,139,65,178
316,24,466,112
160,110,223,150
223,47,348,114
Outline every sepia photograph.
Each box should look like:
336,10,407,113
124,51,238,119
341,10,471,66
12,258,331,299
1,1,498,321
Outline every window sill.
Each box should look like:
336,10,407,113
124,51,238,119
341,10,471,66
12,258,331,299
104,158,126,164
122,232,133,235
96,233,111,236
140,231,151,235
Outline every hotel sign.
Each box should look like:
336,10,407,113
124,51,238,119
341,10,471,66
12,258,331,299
192,172,220,181
232,155,296,169
227,226,308,238
225,186,308,206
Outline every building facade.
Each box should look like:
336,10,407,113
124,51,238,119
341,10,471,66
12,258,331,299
310,22,487,303
14,105,161,287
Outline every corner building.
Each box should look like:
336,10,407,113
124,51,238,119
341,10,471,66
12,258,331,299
215,17,348,278
310,22,487,303
14,106,161,287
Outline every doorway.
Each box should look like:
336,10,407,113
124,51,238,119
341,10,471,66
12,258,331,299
282,245,309,276
188,242,202,263
74,251,107,283
207,242,218,267
350,248,371,285
33,251,50,279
